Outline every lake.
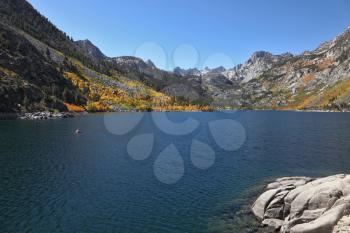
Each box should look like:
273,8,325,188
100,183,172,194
1,111,350,233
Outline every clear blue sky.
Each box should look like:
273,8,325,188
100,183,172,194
28,0,350,70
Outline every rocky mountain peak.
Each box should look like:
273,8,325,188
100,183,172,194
312,25,350,56
203,66,211,72
145,59,156,68
173,67,201,76
280,52,294,58
210,66,226,73
224,51,281,83
201,66,227,75
249,51,273,62
114,56,142,63
75,39,106,61
173,67,187,76
113,56,156,72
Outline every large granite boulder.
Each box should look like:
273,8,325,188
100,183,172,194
252,175,350,233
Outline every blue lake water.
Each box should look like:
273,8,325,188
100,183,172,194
1,111,350,233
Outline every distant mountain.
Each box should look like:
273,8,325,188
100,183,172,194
173,52,292,83
174,66,227,76
224,51,293,83
0,0,350,113
111,56,212,104
235,27,350,110
173,67,201,76
171,29,350,111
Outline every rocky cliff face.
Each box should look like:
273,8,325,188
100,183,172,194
225,51,293,83
252,174,350,233
240,27,350,111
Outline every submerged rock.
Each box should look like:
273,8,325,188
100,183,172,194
252,175,350,233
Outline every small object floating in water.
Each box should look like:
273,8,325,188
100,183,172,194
75,129,81,134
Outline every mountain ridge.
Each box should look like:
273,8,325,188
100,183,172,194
1,0,350,113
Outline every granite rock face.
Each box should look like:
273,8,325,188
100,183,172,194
333,215,350,233
252,175,350,233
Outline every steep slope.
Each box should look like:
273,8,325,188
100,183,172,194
0,22,86,112
0,0,106,72
0,0,210,113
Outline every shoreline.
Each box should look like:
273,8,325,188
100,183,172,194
0,108,349,120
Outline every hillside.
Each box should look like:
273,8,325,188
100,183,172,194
0,0,349,113
235,27,350,111
0,0,209,113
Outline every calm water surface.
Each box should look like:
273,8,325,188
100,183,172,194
1,111,350,233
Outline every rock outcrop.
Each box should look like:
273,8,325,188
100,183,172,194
224,51,291,83
18,111,74,120
252,174,350,233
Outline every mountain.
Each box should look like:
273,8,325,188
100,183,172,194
174,66,227,77
0,0,210,113
111,56,212,104
0,0,350,113
235,27,350,110
171,29,350,111
0,20,86,112
224,51,293,83
173,67,201,76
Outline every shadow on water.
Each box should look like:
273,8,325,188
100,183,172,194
206,178,276,233
0,113,18,120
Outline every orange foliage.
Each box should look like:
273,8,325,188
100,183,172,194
316,77,350,107
302,74,315,85
152,105,211,112
298,60,314,68
64,103,85,112
317,58,332,71
285,95,316,110
63,70,210,112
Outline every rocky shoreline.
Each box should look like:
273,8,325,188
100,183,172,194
0,109,348,121
252,174,350,233
18,111,74,120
